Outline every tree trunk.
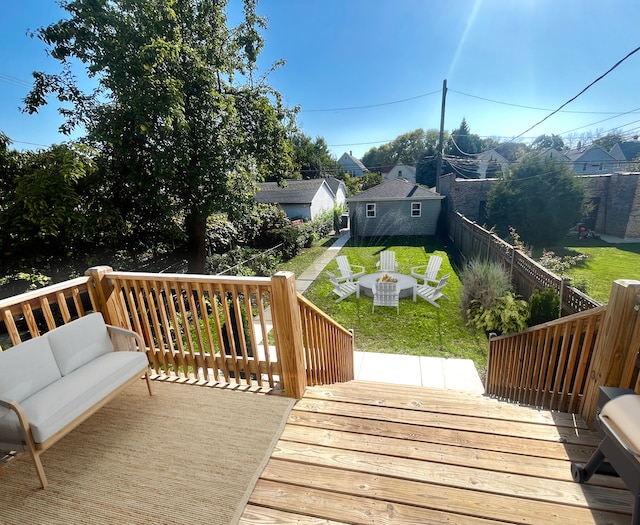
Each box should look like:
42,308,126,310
185,209,207,274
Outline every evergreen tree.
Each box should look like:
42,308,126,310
486,155,587,246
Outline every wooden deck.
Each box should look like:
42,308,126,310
239,380,634,525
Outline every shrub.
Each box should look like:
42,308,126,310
467,291,530,335
528,287,560,326
205,215,238,255
460,259,511,323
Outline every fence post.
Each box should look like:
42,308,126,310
85,266,126,327
271,271,307,398
581,279,640,426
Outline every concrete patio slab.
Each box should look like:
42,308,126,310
355,351,484,393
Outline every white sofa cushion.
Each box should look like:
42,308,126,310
16,351,149,444
0,337,63,447
47,313,114,376
0,337,61,403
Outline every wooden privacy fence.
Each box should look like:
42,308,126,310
486,280,640,426
0,268,354,398
448,211,600,315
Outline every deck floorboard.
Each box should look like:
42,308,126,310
239,381,634,525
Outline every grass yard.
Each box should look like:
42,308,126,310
300,236,488,370
278,236,336,278
533,239,640,303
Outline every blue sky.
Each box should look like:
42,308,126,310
2,0,639,159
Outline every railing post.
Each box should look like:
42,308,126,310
581,279,640,426
271,271,307,398
85,266,126,327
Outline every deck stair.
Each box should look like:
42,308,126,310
240,380,634,525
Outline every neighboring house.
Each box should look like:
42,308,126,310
564,145,617,175
609,140,640,171
382,163,417,183
324,177,348,206
538,147,568,162
348,179,444,239
255,179,337,221
338,151,368,177
476,149,510,179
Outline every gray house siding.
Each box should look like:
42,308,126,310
338,152,368,177
350,199,441,238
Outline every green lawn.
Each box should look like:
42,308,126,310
299,236,488,370
283,234,640,375
532,239,640,303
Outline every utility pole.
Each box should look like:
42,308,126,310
435,79,447,194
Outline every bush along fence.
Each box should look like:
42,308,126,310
448,211,600,315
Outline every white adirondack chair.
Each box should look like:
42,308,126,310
411,255,443,286
414,273,450,308
336,255,365,282
327,271,359,302
376,250,398,272
372,280,399,313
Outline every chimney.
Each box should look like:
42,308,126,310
350,150,352,156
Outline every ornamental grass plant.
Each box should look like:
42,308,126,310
459,259,511,324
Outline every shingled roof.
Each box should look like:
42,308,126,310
348,178,441,202
255,179,329,204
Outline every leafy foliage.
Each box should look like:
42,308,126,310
24,0,296,273
289,133,342,179
528,287,560,326
538,249,588,275
485,154,588,246
467,291,530,335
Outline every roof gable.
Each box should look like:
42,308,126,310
565,145,616,162
613,141,640,161
348,179,442,202
338,152,368,171
325,177,346,196
256,179,330,204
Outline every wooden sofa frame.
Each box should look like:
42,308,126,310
0,324,152,489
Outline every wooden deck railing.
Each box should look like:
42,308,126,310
0,277,97,345
0,267,354,398
486,279,640,426
298,293,354,385
486,306,606,413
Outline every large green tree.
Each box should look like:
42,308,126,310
290,133,341,179
362,129,429,169
485,155,587,246
24,0,294,273
532,134,565,151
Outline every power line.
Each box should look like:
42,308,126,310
301,89,441,112
0,73,32,89
448,88,640,115
510,45,640,142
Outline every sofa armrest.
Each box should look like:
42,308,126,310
106,325,146,353
0,398,32,447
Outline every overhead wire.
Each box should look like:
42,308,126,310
507,45,640,142
301,89,441,112
448,88,640,115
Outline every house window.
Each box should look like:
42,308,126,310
411,202,421,217
366,203,376,218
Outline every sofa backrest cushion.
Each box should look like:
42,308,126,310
0,337,62,403
47,313,114,376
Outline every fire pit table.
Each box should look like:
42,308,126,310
357,272,417,300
